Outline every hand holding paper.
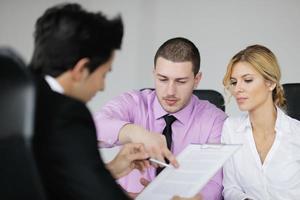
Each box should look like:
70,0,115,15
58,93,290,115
136,144,242,200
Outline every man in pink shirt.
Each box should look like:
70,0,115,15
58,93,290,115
94,37,227,200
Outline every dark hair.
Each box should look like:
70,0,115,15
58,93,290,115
29,3,123,77
154,37,200,75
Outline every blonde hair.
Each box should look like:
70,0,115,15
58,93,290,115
223,44,286,108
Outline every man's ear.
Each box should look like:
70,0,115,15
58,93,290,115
194,72,202,89
71,58,90,81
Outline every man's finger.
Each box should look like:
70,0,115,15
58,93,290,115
140,177,150,187
134,161,148,173
163,148,179,168
129,150,149,161
148,146,166,167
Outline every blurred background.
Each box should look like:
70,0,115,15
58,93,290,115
1,0,300,117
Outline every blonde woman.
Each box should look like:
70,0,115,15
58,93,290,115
221,44,300,199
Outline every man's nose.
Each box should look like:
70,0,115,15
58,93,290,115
166,82,176,95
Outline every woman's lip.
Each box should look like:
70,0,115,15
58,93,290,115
236,97,247,103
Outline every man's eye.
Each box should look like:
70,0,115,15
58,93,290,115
159,79,167,82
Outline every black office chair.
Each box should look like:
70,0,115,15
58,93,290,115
141,88,225,111
0,48,46,199
192,89,225,111
283,83,300,120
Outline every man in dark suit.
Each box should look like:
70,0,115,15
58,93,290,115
29,3,149,200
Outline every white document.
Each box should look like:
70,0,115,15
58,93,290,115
136,144,241,200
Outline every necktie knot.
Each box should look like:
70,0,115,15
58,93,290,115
163,115,176,126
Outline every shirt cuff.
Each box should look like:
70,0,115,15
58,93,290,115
95,118,129,147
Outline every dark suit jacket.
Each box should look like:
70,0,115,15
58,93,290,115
32,77,128,200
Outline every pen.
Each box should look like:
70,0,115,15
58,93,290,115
148,158,172,168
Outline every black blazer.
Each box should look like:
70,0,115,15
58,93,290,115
33,77,128,200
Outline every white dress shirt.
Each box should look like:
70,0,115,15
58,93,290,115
222,108,300,200
45,75,64,94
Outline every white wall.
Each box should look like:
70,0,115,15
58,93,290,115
1,0,300,116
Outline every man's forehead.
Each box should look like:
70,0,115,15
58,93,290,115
156,57,192,65
155,61,194,77
156,72,190,80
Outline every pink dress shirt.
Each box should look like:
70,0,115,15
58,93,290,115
94,89,227,200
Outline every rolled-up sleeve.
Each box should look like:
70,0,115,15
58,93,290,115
93,92,137,147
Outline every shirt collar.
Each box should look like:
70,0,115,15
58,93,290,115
235,113,251,133
153,93,196,125
44,75,64,94
236,106,290,134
